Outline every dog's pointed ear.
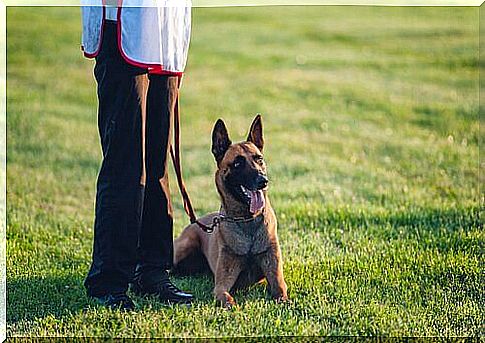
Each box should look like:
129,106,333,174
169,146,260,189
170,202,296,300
247,114,264,151
212,119,232,164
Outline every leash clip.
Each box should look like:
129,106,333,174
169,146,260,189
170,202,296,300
194,215,221,234
210,216,221,232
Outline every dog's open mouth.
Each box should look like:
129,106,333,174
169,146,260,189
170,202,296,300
240,185,265,213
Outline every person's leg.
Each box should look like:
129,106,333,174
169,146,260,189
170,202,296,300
135,74,176,286
133,74,193,303
84,21,148,302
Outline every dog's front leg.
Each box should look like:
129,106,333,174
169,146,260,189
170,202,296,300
257,245,288,302
213,249,243,308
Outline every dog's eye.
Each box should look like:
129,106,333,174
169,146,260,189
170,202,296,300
232,156,245,169
253,155,264,164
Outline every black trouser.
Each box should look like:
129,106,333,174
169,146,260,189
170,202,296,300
84,21,178,297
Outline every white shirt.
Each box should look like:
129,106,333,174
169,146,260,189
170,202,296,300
81,0,192,73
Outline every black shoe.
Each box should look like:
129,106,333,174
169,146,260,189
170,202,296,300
131,271,193,304
91,292,136,311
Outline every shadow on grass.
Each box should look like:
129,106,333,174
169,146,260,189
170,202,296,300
7,272,253,323
7,274,90,324
7,270,275,327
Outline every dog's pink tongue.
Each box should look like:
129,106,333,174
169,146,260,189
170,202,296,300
249,190,265,213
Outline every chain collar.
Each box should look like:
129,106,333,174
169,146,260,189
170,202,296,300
218,206,265,222
197,206,265,234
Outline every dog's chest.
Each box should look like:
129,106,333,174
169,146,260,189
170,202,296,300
219,215,270,256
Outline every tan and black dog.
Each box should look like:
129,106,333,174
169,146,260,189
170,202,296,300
173,115,288,307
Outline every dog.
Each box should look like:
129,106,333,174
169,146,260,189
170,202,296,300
173,115,288,307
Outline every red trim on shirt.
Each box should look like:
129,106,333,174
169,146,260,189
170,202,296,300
148,66,184,76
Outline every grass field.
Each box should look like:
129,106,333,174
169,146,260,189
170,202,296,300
6,5,483,337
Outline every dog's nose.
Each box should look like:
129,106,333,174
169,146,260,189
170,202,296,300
257,174,269,189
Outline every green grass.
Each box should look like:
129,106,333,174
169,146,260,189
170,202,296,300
6,5,483,337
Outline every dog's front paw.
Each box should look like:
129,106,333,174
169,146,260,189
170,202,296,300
223,300,237,310
216,291,237,309
275,295,290,304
